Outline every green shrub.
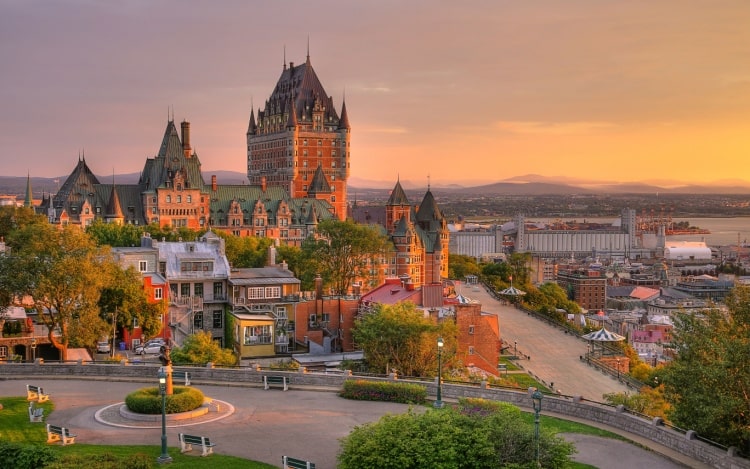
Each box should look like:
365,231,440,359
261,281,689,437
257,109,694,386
338,400,575,469
340,379,427,404
0,442,58,469
125,386,204,414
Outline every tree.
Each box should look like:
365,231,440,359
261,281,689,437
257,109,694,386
86,219,143,247
353,302,457,376
448,254,481,281
661,286,750,450
508,252,532,285
338,399,574,468
215,231,273,268
98,266,167,349
301,219,389,295
169,331,236,366
6,224,112,360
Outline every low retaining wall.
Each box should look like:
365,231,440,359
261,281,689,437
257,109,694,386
1,362,747,469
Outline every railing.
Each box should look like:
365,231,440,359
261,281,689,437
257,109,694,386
1,361,746,468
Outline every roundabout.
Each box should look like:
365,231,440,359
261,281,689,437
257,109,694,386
94,398,234,429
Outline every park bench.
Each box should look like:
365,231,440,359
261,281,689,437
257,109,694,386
172,370,191,386
29,402,44,422
46,424,76,445
263,375,289,391
282,455,316,469
178,432,215,457
26,384,49,402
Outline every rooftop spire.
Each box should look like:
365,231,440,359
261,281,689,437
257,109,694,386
24,171,33,208
306,36,310,62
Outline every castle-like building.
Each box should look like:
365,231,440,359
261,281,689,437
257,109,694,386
40,119,335,246
385,180,449,286
38,51,449,290
40,54,347,245
247,53,350,221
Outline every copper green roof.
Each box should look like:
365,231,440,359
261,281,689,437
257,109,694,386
387,180,410,206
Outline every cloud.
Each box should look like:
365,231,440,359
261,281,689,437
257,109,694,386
358,126,408,134
493,121,618,136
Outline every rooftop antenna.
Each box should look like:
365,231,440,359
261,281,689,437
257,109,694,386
427,174,431,191
283,44,286,70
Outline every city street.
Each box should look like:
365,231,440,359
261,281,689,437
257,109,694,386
463,284,631,400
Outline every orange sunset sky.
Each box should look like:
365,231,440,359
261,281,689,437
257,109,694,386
2,1,750,186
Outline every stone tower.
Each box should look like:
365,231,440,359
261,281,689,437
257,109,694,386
247,52,350,220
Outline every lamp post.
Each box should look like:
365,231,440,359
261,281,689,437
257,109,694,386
157,369,172,464
434,337,444,408
531,388,543,468
31,338,36,361
514,340,518,356
616,357,621,380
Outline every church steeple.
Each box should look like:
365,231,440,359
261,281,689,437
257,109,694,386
24,172,33,208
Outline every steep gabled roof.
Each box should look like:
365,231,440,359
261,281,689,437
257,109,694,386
307,165,331,195
53,156,101,210
259,55,342,131
338,99,350,130
415,189,442,223
387,180,410,206
105,184,124,219
247,108,257,135
141,120,206,191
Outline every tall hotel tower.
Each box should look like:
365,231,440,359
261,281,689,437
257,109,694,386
247,53,351,220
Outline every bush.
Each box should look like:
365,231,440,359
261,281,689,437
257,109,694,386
125,386,205,414
339,379,426,404
0,442,58,469
338,399,575,469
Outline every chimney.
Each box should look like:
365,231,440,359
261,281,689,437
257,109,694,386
181,120,192,158
261,176,267,192
211,175,217,191
315,274,323,300
267,245,277,266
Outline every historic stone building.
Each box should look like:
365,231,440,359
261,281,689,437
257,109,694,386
247,53,350,221
41,119,335,246
384,180,450,287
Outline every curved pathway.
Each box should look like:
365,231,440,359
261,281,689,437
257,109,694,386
0,379,693,468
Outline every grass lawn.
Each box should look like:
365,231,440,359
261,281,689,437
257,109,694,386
0,397,275,469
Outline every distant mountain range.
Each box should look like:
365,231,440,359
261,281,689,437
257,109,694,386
2,172,749,199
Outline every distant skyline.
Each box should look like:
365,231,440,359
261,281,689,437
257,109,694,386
2,1,750,185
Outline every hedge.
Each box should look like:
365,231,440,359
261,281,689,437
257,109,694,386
340,379,427,404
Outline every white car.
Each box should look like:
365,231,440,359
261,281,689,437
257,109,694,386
135,339,166,355
96,341,111,353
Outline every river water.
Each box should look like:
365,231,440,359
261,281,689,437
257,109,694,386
525,217,750,247
670,217,750,246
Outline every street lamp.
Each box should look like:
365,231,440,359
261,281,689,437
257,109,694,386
31,338,36,362
514,340,518,356
616,357,621,380
434,337,444,408
531,388,543,468
157,369,172,464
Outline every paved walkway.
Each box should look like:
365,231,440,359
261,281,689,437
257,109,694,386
464,285,631,399
0,379,697,468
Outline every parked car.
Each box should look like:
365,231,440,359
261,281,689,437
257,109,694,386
96,341,111,354
135,338,166,355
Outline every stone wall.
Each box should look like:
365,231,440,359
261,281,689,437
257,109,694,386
1,362,747,469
